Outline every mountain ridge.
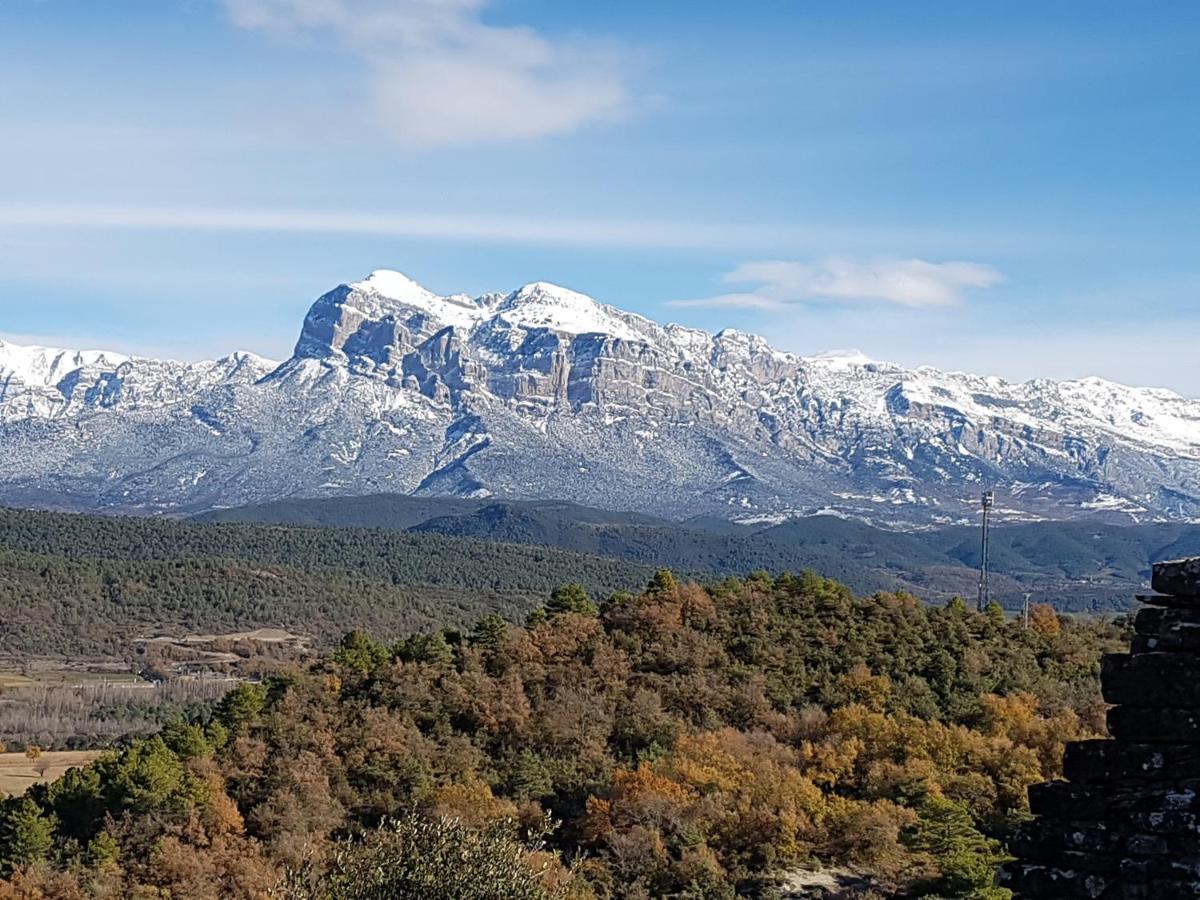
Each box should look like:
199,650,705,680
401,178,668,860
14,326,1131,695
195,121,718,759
2,270,1198,524
193,491,1200,612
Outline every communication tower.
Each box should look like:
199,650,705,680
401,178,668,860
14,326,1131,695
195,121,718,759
977,490,994,612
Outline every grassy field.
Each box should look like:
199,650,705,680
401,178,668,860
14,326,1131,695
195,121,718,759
0,670,143,687
0,750,103,797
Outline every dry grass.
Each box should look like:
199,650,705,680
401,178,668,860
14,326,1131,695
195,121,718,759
0,750,103,797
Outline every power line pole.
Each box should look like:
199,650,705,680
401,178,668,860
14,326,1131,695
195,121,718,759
977,489,994,613
1023,592,1032,629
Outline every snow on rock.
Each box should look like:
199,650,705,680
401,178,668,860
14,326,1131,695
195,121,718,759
495,282,649,342
350,270,494,333
1,270,1199,523
0,340,129,389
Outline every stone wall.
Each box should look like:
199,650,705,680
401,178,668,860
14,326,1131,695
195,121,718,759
1002,557,1200,898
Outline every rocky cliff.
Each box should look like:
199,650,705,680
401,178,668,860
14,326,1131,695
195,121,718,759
1,270,1198,521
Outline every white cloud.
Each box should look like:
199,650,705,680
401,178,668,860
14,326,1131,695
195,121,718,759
222,0,629,147
673,257,1004,310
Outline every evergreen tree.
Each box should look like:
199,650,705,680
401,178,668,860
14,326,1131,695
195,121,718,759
395,631,455,665
0,797,55,873
470,614,508,648
648,568,678,594
547,582,598,617
215,682,267,734
905,795,1011,899
334,630,390,675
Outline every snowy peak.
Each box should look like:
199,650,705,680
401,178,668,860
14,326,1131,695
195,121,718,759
292,273,459,364
0,339,130,389
2,269,1200,524
494,282,647,342
352,269,437,305
804,348,876,368
296,272,655,370
0,338,279,418
349,270,494,331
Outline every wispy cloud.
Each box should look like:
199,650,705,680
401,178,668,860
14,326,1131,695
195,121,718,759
0,202,785,250
221,0,630,147
673,257,1004,310
0,203,892,251
0,203,1122,257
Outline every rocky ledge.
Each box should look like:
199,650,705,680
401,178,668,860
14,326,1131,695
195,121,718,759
1003,557,1200,898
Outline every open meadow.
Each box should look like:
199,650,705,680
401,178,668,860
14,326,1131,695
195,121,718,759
0,750,102,797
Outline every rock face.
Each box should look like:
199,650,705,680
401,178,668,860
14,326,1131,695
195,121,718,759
1003,556,1200,898
1,270,1200,521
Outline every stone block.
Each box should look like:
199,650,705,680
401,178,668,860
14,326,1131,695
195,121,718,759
1061,740,1197,783
1009,821,1117,863
1102,653,1200,706
1134,606,1200,634
1000,863,1111,899
1108,705,1200,743
1131,606,1200,651
1127,809,1200,833
1028,781,1108,818
1152,557,1200,597
1028,778,1200,820
1111,879,1200,900
1131,633,1200,653
1136,593,1200,610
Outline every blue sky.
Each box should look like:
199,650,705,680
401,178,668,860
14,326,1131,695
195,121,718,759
1,1,1198,393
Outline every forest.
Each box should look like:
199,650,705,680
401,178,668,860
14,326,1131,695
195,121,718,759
200,491,1200,611
0,503,1174,666
0,569,1123,898
0,507,653,658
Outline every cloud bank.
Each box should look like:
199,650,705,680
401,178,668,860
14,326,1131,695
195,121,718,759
222,0,630,147
674,257,1004,310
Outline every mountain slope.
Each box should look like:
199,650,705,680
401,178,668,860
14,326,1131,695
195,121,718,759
2,270,1198,524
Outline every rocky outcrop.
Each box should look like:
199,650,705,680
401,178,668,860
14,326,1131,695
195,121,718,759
1,271,1199,521
1003,556,1200,898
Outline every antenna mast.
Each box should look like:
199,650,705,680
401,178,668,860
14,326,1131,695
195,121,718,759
977,490,994,612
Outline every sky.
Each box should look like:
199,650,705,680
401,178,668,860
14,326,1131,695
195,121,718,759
0,1,1198,395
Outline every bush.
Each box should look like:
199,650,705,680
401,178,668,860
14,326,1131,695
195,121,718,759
304,813,570,900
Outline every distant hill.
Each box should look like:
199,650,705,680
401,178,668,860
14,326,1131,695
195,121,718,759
4,498,1197,659
197,494,674,532
196,493,1200,611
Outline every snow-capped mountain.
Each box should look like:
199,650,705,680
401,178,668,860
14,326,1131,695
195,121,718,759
2,270,1199,525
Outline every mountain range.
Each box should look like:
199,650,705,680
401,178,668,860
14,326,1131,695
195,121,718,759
2,269,1198,525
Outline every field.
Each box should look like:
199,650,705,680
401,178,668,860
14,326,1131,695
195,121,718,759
0,750,102,797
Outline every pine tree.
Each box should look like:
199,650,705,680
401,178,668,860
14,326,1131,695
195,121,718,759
648,568,678,594
334,630,390,675
547,583,598,617
0,797,55,873
470,614,508,648
904,795,1011,899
